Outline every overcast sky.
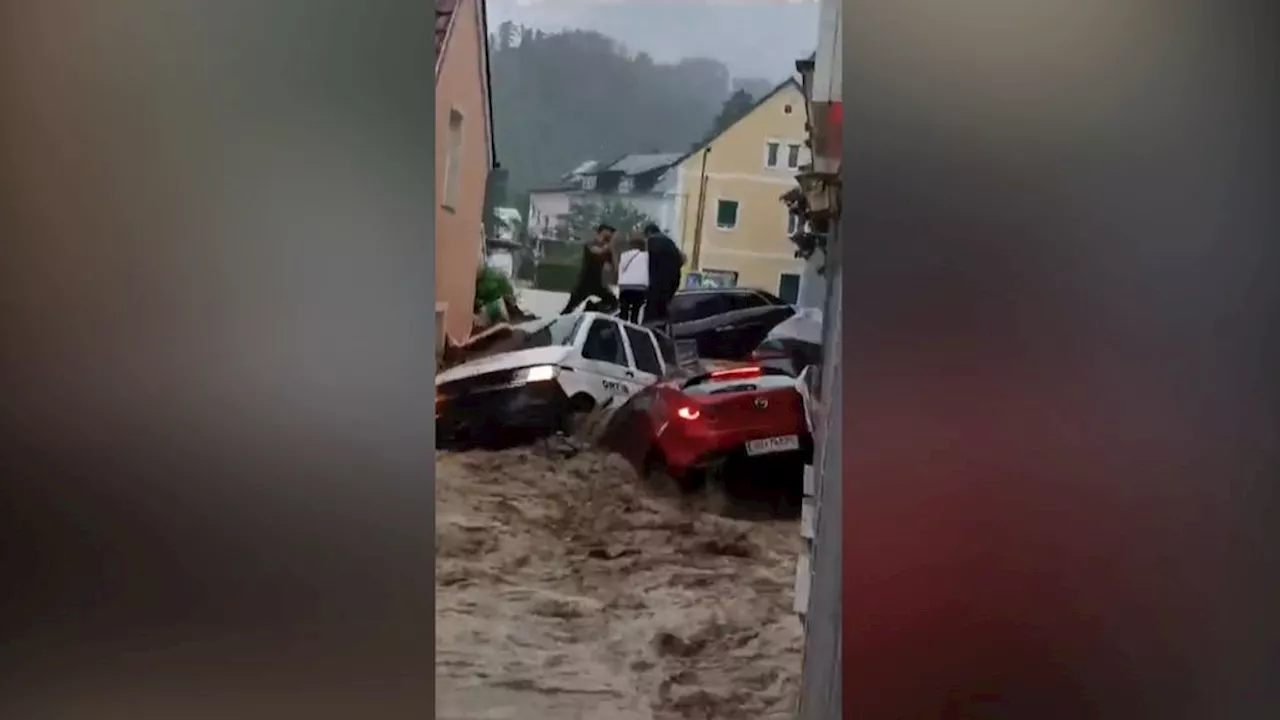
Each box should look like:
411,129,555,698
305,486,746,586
486,0,820,81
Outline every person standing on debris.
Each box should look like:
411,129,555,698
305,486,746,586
616,235,649,323
642,223,683,329
561,223,618,314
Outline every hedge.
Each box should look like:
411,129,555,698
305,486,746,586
533,262,581,293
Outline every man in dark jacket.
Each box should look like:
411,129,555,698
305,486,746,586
560,223,618,314
642,223,683,327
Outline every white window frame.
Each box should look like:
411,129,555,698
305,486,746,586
714,198,740,231
764,139,782,169
442,108,464,211
787,212,804,236
618,176,634,193
785,141,804,170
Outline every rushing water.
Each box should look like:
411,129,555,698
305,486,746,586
435,441,803,719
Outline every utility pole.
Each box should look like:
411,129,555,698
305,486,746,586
688,147,712,270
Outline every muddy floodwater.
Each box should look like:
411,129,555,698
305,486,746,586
436,441,804,719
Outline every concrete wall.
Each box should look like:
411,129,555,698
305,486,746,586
796,230,842,720
529,186,679,241
795,249,827,309
796,0,843,715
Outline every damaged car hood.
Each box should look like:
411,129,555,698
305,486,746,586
436,346,573,387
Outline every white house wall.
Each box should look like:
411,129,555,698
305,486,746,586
529,171,679,239
527,192,573,237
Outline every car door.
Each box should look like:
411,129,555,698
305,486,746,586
622,325,665,384
608,326,666,463
576,316,647,410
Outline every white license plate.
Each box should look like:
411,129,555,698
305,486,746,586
745,434,800,456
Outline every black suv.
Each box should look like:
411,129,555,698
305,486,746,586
659,288,795,360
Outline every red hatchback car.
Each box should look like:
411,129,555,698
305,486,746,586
600,364,812,499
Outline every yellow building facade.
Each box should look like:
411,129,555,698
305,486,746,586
672,79,809,301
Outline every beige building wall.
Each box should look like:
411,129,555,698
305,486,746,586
435,0,491,341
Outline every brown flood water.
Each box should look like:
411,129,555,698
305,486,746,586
436,441,803,719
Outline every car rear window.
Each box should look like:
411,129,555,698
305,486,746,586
624,326,663,375
670,293,732,322
652,331,677,365
726,292,768,311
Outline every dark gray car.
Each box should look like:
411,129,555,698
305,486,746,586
660,288,795,360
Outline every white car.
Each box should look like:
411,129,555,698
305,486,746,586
435,312,674,447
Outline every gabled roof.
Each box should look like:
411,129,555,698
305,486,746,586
564,160,600,178
671,77,803,169
596,153,684,176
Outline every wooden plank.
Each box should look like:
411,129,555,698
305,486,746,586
801,499,816,539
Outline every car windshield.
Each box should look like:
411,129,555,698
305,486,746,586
507,315,582,350
447,315,582,366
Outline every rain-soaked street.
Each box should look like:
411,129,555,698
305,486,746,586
436,441,803,719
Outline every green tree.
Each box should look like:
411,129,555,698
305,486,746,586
700,88,756,143
554,199,656,242
488,26,729,203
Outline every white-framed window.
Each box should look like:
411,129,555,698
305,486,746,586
786,142,803,170
581,175,596,190
787,212,804,235
618,177,634,193
442,109,464,210
714,199,739,230
764,140,781,169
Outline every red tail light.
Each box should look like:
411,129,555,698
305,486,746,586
676,405,700,420
710,366,762,379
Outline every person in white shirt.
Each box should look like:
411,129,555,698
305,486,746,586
616,235,649,323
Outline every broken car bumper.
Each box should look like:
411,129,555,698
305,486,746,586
436,380,568,444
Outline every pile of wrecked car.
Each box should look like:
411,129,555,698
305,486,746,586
435,289,823,510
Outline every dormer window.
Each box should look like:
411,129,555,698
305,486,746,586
618,177,634,193
581,175,596,190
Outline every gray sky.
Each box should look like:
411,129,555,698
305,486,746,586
486,0,819,82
